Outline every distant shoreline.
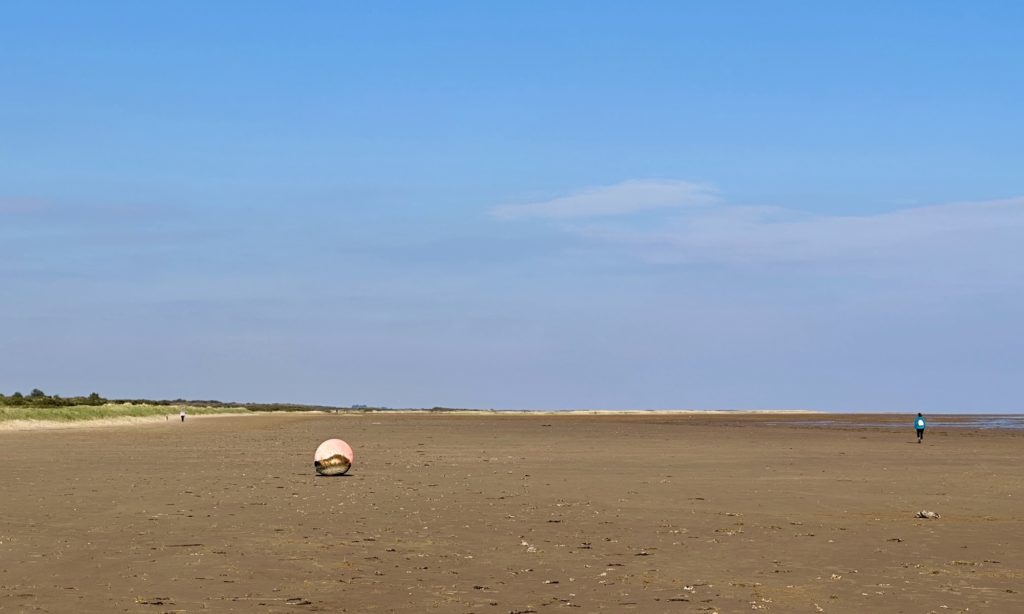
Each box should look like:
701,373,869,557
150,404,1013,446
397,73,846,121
5,407,1024,433
0,407,825,431
0,411,261,431
0,407,826,432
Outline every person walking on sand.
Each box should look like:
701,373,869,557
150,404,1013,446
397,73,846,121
180,409,186,423
915,412,926,443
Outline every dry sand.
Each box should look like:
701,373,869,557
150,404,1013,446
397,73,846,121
0,412,1021,613
0,412,258,432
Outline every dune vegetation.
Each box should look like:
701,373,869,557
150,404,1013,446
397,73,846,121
0,389,380,423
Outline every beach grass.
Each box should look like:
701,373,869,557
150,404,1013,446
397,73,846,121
0,403,250,423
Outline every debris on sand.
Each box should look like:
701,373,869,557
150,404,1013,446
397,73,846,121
915,510,940,519
314,439,354,476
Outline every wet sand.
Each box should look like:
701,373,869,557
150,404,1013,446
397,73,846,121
1,412,1021,613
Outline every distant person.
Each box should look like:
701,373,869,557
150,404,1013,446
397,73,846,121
180,409,186,423
915,412,926,443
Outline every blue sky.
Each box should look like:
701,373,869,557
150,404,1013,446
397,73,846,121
2,2,1022,411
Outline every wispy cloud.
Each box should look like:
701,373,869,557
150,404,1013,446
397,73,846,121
0,197,50,214
575,196,1024,265
496,181,1024,268
0,196,192,225
491,179,717,220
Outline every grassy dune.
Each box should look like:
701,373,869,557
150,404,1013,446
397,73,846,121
0,403,250,423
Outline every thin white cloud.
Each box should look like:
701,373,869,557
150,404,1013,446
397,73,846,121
572,196,1024,265
494,179,1024,269
0,197,49,214
491,179,717,220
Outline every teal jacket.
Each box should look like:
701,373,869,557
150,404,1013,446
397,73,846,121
915,416,927,430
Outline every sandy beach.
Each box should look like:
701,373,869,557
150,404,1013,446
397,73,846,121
1,412,1021,613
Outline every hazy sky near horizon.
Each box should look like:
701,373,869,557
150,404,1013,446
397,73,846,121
3,2,1022,411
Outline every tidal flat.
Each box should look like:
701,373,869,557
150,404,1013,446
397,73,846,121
1,412,1020,612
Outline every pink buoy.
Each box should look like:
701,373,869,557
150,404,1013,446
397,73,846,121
314,439,354,476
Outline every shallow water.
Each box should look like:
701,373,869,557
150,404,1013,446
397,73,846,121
773,415,1024,430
